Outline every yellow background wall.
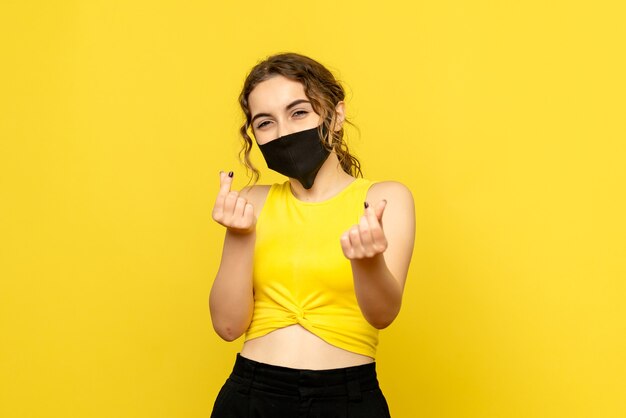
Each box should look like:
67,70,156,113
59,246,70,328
1,1,624,417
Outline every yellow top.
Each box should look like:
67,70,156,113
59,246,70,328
244,178,380,358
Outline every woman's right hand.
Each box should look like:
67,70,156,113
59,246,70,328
212,171,256,234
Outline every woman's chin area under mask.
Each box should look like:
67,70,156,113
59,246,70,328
287,153,355,202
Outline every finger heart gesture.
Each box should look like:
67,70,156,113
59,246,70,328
340,200,388,259
211,171,256,234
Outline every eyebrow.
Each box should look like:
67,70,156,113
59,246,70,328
250,99,311,125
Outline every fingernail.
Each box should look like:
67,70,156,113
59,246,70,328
364,201,369,209
383,199,387,204
228,171,234,178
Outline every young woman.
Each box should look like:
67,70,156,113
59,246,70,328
209,52,415,418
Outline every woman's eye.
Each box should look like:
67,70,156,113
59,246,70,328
256,111,307,128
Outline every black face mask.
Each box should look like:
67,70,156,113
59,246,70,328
258,124,330,189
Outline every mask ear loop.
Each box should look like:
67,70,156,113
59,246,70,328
328,102,346,150
321,114,336,151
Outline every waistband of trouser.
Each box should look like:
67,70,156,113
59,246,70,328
229,353,379,400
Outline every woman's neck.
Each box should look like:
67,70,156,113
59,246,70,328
288,152,355,202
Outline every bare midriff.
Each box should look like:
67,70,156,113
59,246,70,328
240,324,374,370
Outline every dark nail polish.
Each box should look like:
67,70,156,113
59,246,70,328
228,171,234,178
364,201,369,209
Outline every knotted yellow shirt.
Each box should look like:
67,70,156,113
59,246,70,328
244,178,380,358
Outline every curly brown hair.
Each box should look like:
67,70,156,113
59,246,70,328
237,52,362,184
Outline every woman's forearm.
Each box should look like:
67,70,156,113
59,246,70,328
351,253,403,329
209,229,256,341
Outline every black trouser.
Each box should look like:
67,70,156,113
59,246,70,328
210,353,392,418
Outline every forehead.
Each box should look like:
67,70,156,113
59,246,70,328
248,75,308,113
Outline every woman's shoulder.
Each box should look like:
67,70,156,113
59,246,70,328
241,183,271,200
241,182,272,194
239,183,275,216
366,180,414,205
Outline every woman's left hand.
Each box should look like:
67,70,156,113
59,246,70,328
340,200,388,260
